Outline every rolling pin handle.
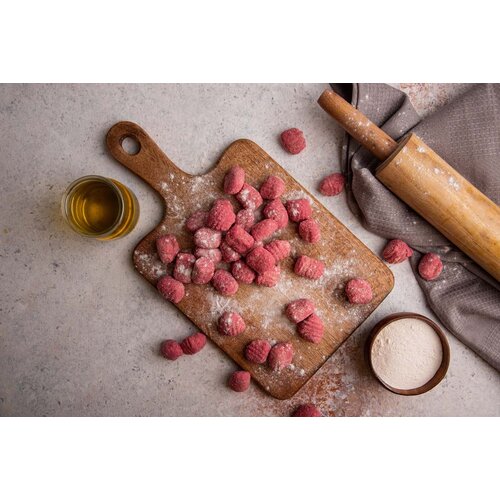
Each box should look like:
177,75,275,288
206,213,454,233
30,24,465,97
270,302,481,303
318,89,398,161
318,88,500,281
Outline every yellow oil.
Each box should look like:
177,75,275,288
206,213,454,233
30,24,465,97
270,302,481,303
63,176,139,240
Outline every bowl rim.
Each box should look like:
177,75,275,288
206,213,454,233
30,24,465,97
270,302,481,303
366,312,450,396
61,175,125,238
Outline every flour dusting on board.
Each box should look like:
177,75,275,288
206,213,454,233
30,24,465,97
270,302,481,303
134,250,167,279
188,176,218,207
282,189,313,203
206,292,241,316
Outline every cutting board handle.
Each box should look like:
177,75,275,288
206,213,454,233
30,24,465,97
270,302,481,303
106,121,190,194
318,90,398,161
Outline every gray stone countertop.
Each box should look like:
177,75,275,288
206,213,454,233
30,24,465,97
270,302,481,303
0,83,498,416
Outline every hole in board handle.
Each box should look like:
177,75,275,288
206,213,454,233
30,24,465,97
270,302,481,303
121,135,141,156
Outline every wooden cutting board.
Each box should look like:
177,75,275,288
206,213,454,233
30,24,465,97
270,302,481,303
107,121,394,400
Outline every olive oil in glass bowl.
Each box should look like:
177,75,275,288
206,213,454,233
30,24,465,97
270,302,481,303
61,175,139,240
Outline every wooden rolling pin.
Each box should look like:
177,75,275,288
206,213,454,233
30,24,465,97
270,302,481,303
318,89,500,282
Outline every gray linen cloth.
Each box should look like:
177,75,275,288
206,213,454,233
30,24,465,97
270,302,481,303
330,83,500,371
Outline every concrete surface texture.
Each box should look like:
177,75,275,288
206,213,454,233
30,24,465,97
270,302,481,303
0,83,498,416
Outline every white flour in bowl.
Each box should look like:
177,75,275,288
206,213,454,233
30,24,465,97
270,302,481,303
371,318,443,390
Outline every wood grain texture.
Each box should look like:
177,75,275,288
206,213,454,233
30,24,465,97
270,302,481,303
318,90,397,160
107,121,394,399
377,134,500,281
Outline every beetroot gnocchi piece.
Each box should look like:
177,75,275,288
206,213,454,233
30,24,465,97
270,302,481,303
268,342,294,372
181,332,206,355
345,278,373,304
220,241,241,263
212,269,239,296
225,224,255,254
245,246,276,274
280,128,306,155
194,227,222,249
250,218,278,242
156,234,180,264
160,339,183,360
236,183,263,210
185,210,209,232
245,339,272,364
418,253,443,281
319,173,345,196
285,298,315,324
173,252,196,284
264,240,291,262
294,255,324,280
298,218,321,243
263,199,289,229
157,275,185,304
218,312,246,336
194,247,222,264
224,165,245,195
228,371,251,392
260,175,285,200
192,256,215,285
292,404,322,417
297,313,324,344
382,239,413,264
255,265,280,287
231,259,256,284
207,199,236,231
286,198,312,223
235,208,255,230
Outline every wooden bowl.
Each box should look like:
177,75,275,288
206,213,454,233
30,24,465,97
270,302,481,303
366,313,450,396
